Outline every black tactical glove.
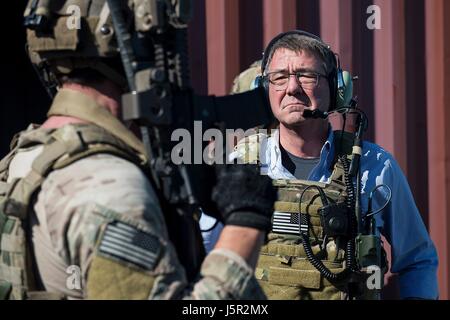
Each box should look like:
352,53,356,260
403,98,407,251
211,164,276,232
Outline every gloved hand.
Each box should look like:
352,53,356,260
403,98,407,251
211,164,276,232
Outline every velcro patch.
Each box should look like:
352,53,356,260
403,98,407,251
272,211,308,235
98,221,160,271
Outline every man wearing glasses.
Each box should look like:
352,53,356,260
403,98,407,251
204,30,439,300
263,60,329,180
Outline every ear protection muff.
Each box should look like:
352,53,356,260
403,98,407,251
337,70,353,108
255,74,269,93
258,30,353,110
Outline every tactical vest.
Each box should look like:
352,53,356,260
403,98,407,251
236,132,383,300
0,123,148,300
257,164,350,300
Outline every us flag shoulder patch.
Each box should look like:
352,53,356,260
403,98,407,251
98,221,161,271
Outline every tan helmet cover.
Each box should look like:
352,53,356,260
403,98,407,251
24,0,192,89
24,0,136,88
230,60,262,94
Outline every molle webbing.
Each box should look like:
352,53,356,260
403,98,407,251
257,159,350,300
25,1,127,88
234,131,355,299
0,124,147,300
270,162,348,241
0,124,145,219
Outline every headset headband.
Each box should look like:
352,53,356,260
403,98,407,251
260,30,349,110
261,30,335,74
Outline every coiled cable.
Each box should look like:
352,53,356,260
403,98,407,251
298,183,355,282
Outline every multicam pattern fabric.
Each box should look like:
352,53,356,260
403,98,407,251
231,60,262,94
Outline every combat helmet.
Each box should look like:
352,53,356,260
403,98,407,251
24,0,192,95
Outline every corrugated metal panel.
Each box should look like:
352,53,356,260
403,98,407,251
425,0,450,300
1,0,447,300
263,0,297,46
373,0,407,170
187,0,450,299
205,0,241,96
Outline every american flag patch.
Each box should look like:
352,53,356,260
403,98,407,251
98,221,161,271
272,211,308,235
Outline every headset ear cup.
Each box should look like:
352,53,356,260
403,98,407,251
255,75,269,95
328,69,338,111
335,70,353,108
263,77,269,94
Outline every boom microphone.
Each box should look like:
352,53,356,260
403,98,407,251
302,109,328,119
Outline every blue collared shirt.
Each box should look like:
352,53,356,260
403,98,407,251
200,129,439,299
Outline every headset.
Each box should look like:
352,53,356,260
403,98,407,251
256,30,353,111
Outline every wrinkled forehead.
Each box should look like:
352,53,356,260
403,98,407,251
268,48,326,73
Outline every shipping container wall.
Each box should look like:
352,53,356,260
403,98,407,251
1,0,448,300
187,0,450,300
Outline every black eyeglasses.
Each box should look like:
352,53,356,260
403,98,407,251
265,71,327,91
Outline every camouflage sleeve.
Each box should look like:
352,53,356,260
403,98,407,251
183,248,266,300
35,153,265,299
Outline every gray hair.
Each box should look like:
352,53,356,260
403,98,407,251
263,34,336,76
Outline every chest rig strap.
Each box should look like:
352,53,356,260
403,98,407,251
271,158,349,239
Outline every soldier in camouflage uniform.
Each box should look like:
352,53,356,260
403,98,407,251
0,0,276,300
